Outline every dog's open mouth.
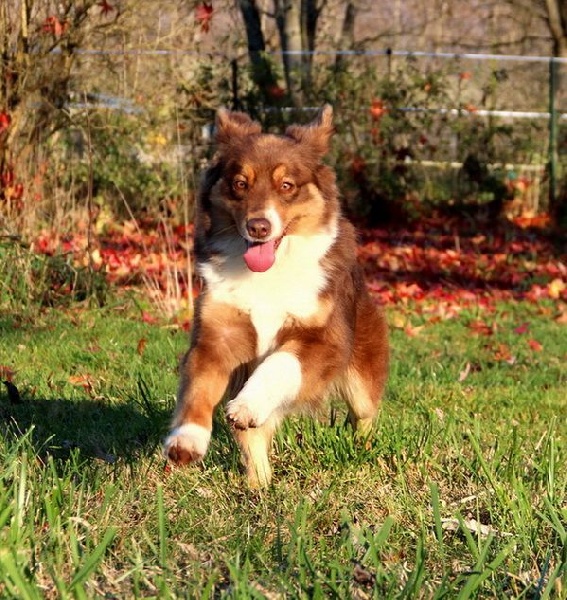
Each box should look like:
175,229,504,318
243,237,283,272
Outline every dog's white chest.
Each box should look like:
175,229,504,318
200,234,333,355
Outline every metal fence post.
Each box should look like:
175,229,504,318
548,57,558,210
231,59,240,110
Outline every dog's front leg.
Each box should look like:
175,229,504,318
226,351,302,429
164,344,234,465
164,302,257,466
226,350,302,487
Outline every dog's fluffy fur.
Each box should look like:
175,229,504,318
164,105,389,487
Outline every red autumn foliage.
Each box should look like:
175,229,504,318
98,0,116,16
370,99,387,121
195,3,213,33
29,215,565,327
266,84,286,99
0,111,11,134
42,16,68,37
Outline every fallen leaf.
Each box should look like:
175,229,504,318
137,338,147,356
353,563,375,585
493,343,514,363
555,306,567,324
513,322,530,335
390,313,407,329
68,374,95,395
441,517,511,537
141,311,158,324
548,278,566,299
468,320,495,336
0,366,15,381
528,339,543,352
404,323,424,337
458,362,471,382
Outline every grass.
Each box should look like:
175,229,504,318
0,298,565,598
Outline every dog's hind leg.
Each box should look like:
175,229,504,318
342,300,389,437
339,370,380,436
233,416,278,488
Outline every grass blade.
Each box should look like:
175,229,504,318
69,527,117,591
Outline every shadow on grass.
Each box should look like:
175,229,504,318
0,387,170,465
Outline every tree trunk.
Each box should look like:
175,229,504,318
275,0,303,105
335,1,356,72
300,0,319,95
237,0,279,103
545,0,567,224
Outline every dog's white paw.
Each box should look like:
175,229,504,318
163,423,211,465
226,397,268,430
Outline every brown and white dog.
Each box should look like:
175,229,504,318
164,105,389,487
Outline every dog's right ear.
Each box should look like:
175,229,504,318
215,108,262,147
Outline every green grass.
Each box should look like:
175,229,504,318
0,300,565,598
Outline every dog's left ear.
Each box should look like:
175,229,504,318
285,104,335,157
215,108,262,148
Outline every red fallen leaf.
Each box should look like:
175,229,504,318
141,311,158,324
195,2,213,33
98,0,116,16
0,111,11,134
493,343,515,363
528,339,543,352
514,322,530,335
404,323,424,337
68,374,96,396
459,72,472,80
137,337,147,356
468,320,495,336
0,366,15,381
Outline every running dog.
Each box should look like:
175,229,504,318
164,105,389,487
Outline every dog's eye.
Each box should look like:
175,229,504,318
232,179,248,192
280,181,295,192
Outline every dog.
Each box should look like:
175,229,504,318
164,105,389,487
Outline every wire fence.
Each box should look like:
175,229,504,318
62,49,567,216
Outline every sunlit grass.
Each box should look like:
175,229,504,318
0,300,565,597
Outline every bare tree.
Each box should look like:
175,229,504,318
0,0,124,213
236,0,326,106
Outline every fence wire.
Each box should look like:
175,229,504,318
62,50,566,215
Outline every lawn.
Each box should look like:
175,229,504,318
0,295,565,598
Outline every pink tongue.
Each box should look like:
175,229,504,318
243,240,277,272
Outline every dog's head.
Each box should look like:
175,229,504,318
199,105,339,272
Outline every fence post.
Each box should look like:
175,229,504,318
548,57,558,211
231,59,240,110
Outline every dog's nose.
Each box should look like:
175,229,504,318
246,218,272,240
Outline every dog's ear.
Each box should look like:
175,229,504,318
285,104,334,157
215,108,262,147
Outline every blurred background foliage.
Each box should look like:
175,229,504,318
0,0,566,239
